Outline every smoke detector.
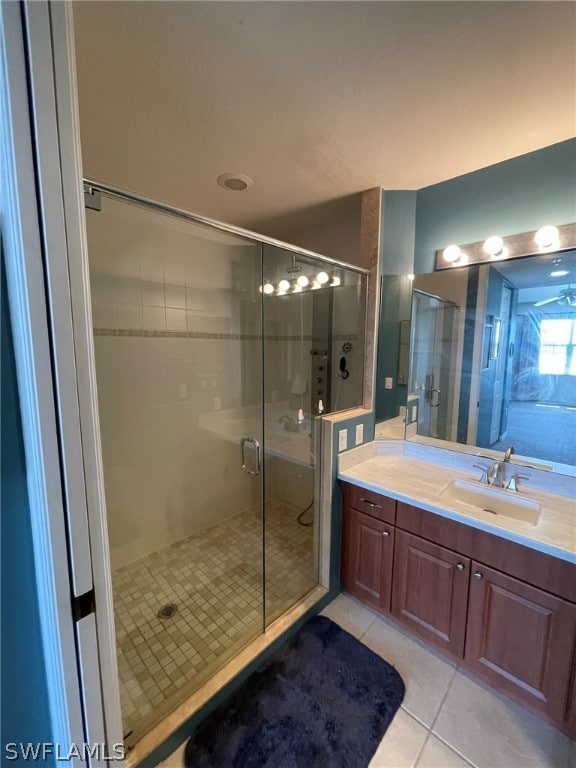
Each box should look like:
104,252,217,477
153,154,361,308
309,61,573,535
217,173,253,192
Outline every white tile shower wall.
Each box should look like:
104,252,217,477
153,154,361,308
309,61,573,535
88,221,262,569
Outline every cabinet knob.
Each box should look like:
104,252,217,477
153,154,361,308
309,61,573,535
474,571,483,580
456,562,465,571
382,530,390,537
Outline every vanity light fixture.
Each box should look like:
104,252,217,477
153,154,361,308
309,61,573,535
535,225,560,251
330,275,341,287
317,270,330,285
311,280,321,290
435,223,576,271
297,275,310,287
278,279,291,292
262,282,275,295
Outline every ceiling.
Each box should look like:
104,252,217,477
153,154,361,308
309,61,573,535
73,2,576,234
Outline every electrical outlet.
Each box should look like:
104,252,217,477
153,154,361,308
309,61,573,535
355,423,364,445
385,377,393,389
338,429,348,452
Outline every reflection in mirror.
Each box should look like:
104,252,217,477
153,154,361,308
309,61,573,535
404,250,576,470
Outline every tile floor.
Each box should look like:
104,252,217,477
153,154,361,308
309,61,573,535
114,499,316,746
159,592,576,768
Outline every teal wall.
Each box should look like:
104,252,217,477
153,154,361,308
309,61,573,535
1,258,54,763
414,139,576,274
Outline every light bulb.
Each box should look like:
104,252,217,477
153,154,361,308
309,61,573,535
263,282,274,295
258,285,263,293
535,225,559,249
483,235,504,257
311,280,321,290
292,285,302,293
278,278,291,291
550,270,569,277
297,275,309,287
317,270,330,284
330,276,341,287
407,274,415,281
443,244,461,263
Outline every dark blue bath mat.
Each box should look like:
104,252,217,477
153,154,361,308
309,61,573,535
184,614,405,768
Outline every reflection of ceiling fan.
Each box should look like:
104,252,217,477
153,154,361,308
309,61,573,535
534,286,576,307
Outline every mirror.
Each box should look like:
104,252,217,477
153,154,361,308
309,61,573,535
377,249,576,473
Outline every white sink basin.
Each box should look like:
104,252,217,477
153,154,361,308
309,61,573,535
439,479,541,526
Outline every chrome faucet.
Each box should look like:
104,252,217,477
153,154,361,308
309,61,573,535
503,446,515,462
474,446,515,487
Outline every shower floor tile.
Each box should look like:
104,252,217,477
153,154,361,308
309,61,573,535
112,499,317,747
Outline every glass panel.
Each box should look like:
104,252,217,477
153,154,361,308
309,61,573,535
86,194,264,745
260,247,366,624
261,246,320,625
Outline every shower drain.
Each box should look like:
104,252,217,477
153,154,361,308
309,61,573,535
157,604,178,620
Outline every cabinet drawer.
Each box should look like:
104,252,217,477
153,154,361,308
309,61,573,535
343,482,396,524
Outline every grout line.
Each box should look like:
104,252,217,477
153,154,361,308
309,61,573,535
430,732,479,768
412,730,432,768
428,665,458,734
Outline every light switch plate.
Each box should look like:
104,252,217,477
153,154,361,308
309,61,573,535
355,423,364,445
338,429,348,452
385,377,393,389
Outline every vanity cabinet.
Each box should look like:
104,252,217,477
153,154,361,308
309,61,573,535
341,484,395,612
340,481,576,738
465,562,576,722
391,530,469,658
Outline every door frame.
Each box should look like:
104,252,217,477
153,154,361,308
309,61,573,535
1,0,123,757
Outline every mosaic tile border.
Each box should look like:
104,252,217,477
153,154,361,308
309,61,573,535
94,328,359,342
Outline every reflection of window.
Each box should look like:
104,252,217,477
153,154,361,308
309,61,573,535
539,318,576,375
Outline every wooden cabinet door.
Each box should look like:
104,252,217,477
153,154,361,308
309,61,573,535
564,653,576,736
392,529,470,658
465,562,576,723
342,507,394,613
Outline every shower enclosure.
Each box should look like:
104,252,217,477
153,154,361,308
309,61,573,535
84,184,366,747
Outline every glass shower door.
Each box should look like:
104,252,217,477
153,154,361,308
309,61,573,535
85,192,265,745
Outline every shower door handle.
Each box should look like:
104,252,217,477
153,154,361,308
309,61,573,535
429,388,441,408
240,437,261,476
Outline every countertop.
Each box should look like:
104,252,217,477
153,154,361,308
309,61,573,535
338,440,576,564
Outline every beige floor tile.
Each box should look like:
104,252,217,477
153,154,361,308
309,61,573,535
362,616,457,727
416,735,473,768
321,592,377,638
368,709,429,768
433,671,576,768
157,741,186,767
